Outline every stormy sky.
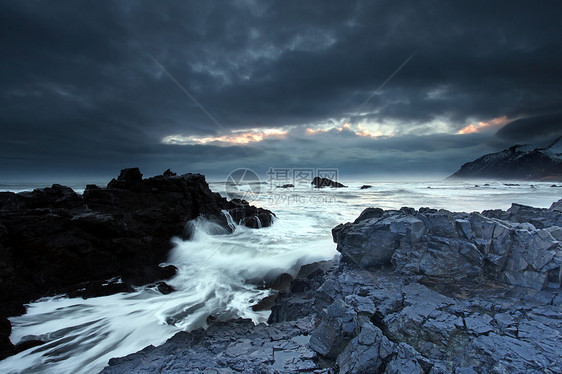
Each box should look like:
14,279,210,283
1,0,561,181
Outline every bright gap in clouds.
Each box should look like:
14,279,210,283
162,128,289,145
160,115,512,147
457,116,510,135
305,123,388,138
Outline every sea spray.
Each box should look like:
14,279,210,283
222,209,237,231
1,179,559,373
1,203,339,374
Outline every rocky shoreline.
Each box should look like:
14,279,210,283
0,168,274,359
102,200,562,373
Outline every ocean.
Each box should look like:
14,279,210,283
0,179,560,373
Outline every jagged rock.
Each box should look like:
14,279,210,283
101,257,562,374
251,294,278,311
268,272,293,291
162,169,176,177
0,168,274,305
227,202,274,228
268,260,337,324
156,282,174,295
309,298,359,359
384,342,431,374
483,201,562,228
1,184,84,210
550,199,562,212
0,168,275,359
336,321,394,373
333,205,562,290
360,185,372,189
101,318,318,374
311,177,347,188
276,184,294,188
353,207,385,223
334,210,426,268
92,200,562,373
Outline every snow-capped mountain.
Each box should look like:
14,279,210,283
448,137,562,181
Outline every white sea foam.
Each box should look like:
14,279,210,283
0,180,560,373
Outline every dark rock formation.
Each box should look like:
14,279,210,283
360,185,372,189
448,137,562,181
483,202,562,230
311,177,347,188
333,202,562,290
276,184,294,188
102,199,562,373
0,318,13,360
0,168,274,359
102,318,319,374
156,282,174,295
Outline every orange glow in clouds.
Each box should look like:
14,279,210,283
458,116,509,135
305,123,385,138
162,128,288,145
356,124,384,138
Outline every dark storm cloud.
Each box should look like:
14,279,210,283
495,113,562,143
1,0,561,179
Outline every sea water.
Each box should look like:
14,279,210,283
0,179,560,373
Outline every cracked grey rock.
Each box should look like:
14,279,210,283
384,342,428,374
464,313,493,335
336,322,393,374
101,318,318,374
309,298,359,359
102,200,562,374
334,205,562,290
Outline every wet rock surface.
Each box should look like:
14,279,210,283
102,318,320,374
311,177,347,188
102,200,562,373
0,168,274,359
333,202,562,291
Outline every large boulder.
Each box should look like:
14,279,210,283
333,205,562,290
